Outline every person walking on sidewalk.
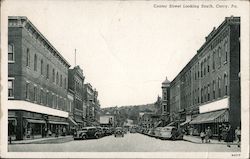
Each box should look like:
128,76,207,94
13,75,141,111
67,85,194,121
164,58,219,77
205,127,212,143
235,126,241,147
225,124,234,147
218,124,222,142
200,131,205,143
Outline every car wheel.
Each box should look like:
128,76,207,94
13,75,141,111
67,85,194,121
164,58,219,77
81,135,86,140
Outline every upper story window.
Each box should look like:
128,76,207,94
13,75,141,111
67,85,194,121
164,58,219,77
26,48,30,67
46,64,49,79
207,83,210,101
224,40,228,62
212,51,215,70
64,77,67,89
56,72,59,85
224,73,228,96
8,78,14,98
34,54,37,71
218,47,222,68
60,75,62,87
204,58,206,76
207,55,210,73
52,69,55,82
213,80,216,99
40,59,44,75
8,44,14,62
218,77,221,97
25,82,30,100
34,86,37,102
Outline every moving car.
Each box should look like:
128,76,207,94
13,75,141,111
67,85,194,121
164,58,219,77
114,127,124,137
159,126,183,140
73,127,102,140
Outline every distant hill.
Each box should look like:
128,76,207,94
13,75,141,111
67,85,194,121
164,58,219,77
100,103,156,125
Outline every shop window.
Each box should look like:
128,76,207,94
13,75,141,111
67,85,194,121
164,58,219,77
8,44,14,62
34,54,37,71
8,79,14,98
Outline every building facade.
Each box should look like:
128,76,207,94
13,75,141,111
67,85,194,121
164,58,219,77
168,16,240,136
8,16,71,140
68,66,86,128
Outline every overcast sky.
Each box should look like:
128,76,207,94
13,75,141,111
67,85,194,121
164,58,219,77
3,0,247,108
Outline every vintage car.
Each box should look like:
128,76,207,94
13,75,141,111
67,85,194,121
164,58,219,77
154,127,163,138
114,127,124,137
73,127,102,140
159,126,183,140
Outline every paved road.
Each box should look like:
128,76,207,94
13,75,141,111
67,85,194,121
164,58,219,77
8,133,240,152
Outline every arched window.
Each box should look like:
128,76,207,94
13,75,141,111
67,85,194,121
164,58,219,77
8,44,14,62
224,73,228,96
34,54,37,71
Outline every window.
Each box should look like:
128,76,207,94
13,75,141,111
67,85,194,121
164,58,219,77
207,84,210,101
213,80,216,99
25,82,29,99
34,86,37,102
197,63,200,78
46,64,49,79
40,89,44,104
34,54,37,71
60,75,62,87
201,62,203,78
201,88,203,103
218,77,221,98
26,48,30,67
224,73,228,96
64,78,67,89
218,47,221,68
212,51,215,70
204,58,206,76
224,40,228,62
52,69,55,82
40,59,44,75
56,72,59,85
207,55,210,73
8,79,14,98
8,44,14,62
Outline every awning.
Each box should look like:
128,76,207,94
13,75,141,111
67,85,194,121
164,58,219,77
68,117,78,126
189,109,228,124
26,119,46,124
48,121,69,125
180,118,191,126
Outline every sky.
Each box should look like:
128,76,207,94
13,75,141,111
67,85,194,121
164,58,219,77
2,0,248,108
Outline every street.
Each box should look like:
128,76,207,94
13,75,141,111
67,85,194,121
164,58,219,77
8,133,240,152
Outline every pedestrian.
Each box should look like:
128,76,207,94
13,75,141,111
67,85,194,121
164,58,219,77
205,127,212,143
200,131,205,143
218,124,222,142
235,126,241,147
225,124,234,147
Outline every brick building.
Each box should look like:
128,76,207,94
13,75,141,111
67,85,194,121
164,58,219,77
8,16,70,140
168,16,240,136
68,66,86,128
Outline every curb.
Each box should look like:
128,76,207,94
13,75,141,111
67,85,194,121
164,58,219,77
183,138,238,145
8,136,73,145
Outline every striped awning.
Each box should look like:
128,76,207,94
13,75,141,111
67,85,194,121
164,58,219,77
189,109,228,124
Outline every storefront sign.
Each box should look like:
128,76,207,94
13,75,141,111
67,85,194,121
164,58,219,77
199,97,229,113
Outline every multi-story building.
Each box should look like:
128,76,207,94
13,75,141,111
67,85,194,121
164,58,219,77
8,16,70,140
68,66,86,128
168,16,240,136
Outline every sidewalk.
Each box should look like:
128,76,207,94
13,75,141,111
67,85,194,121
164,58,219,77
9,135,73,144
183,135,238,145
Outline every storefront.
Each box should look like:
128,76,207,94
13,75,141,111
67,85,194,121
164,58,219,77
189,109,229,136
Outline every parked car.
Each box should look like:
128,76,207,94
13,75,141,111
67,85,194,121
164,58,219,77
114,127,124,137
73,127,102,140
154,127,163,138
159,126,183,140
